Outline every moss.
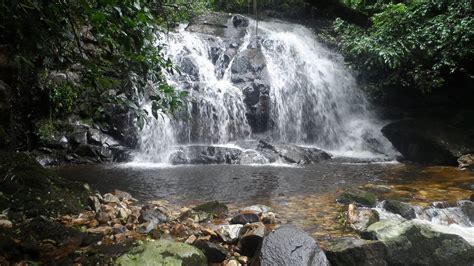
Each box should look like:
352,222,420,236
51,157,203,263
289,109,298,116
337,189,377,207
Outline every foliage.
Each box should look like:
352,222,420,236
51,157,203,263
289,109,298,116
0,0,200,131
334,0,474,92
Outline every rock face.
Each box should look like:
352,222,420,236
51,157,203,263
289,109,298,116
116,240,207,265
257,224,329,266
382,119,474,165
324,237,387,266
364,220,474,265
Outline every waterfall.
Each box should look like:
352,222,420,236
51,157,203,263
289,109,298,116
133,15,397,164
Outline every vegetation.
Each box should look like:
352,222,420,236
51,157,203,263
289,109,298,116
334,0,473,93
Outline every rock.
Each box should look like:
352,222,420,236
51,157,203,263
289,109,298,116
116,240,207,265
230,211,260,225
365,220,474,265
0,219,12,229
138,205,168,224
470,194,474,202
103,193,120,204
232,15,249,27
324,237,387,266
186,12,247,39
192,201,228,217
114,190,133,201
86,226,112,235
257,140,331,165
238,222,266,257
257,224,329,265
240,204,272,214
337,189,377,207
95,208,112,224
261,212,276,224
69,125,89,145
348,207,379,233
225,259,241,266
383,200,416,219
458,200,474,223
458,154,473,170
170,145,242,165
381,119,474,165
216,224,243,243
194,240,228,263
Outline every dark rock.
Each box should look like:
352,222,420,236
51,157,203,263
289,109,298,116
324,237,387,266
257,224,329,265
116,240,207,265
257,140,332,165
238,222,266,257
230,211,260,225
138,205,168,224
186,12,247,39
169,145,242,165
69,125,89,145
381,119,474,165
337,189,377,207
180,57,199,81
192,201,228,217
458,154,473,171
366,220,474,265
458,200,474,223
470,194,474,202
194,240,228,263
383,200,416,219
232,15,249,27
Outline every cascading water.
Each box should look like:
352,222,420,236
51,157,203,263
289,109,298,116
133,15,397,164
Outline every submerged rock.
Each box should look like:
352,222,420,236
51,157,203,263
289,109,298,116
324,237,387,266
116,240,207,265
257,224,329,266
337,189,377,207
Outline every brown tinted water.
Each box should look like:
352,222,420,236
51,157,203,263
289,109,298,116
55,162,473,241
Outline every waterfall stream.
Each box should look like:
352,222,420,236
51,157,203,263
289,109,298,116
133,16,397,164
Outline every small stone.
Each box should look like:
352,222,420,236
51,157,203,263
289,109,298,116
103,193,120,204
0,220,12,229
114,190,133,201
139,205,168,224
216,224,243,243
230,211,260,225
87,226,112,235
238,222,265,257
261,212,276,224
241,205,271,214
112,224,127,234
185,234,197,245
95,210,111,224
88,219,99,228
201,227,218,237
149,229,162,239
88,196,101,212
237,256,248,264
225,259,241,266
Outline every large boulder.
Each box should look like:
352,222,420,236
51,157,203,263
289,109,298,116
324,237,387,266
337,189,377,207
116,240,207,265
364,220,474,265
381,119,474,165
169,145,242,165
257,224,329,266
186,12,248,39
257,140,332,165
383,200,416,220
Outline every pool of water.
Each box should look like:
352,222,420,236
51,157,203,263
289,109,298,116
55,162,473,241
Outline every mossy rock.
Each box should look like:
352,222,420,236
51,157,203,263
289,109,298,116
116,240,207,266
383,200,416,219
337,189,377,207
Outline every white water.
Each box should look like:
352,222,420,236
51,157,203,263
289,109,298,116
133,17,397,164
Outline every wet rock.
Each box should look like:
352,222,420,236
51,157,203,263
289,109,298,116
138,205,168,224
232,15,249,28
337,189,377,207
240,204,271,214
170,145,242,165
382,119,474,165
458,154,473,171
114,190,133,201
238,222,266,257
86,226,112,235
116,240,207,265
257,140,331,165
257,224,329,265
69,125,89,145
324,237,387,266
230,211,260,225
216,224,243,243
383,200,416,219
470,194,474,202
194,240,228,263
0,219,12,229
193,201,228,217
365,220,474,265
458,200,474,223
